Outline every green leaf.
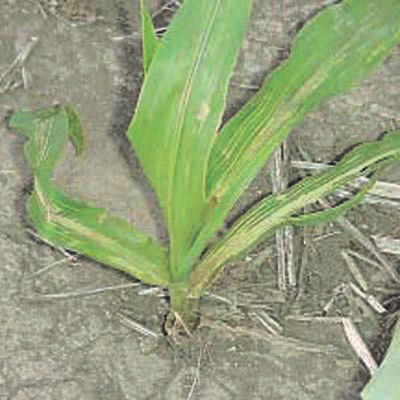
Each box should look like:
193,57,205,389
189,0,400,272
65,105,87,155
10,108,70,179
29,178,168,286
141,0,159,74
128,0,253,280
362,319,400,400
11,107,169,287
190,131,400,296
286,169,380,227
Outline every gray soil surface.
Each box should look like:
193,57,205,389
1,1,400,399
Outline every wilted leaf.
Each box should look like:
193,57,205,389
11,107,169,286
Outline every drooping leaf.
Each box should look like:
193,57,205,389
128,0,253,280
362,319,400,400
28,178,168,286
140,0,159,74
286,171,380,227
11,108,70,178
10,107,169,287
190,131,400,296
187,0,400,272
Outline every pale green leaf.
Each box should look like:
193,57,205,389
28,178,168,286
128,0,253,280
286,170,379,227
362,320,400,400
11,107,169,287
187,0,400,273
10,108,70,178
141,0,159,74
190,131,400,296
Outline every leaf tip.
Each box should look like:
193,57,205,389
65,105,87,156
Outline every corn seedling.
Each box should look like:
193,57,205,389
9,0,400,337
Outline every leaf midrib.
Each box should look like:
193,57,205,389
167,1,222,237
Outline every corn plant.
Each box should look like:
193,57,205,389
9,0,400,335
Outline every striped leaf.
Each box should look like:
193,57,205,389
190,131,400,296
186,0,400,272
10,107,168,286
128,0,253,280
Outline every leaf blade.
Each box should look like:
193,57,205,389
189,0,400,271
190,131,400,296
11,107,169,287
141,0,159,74
29,178,168,286
208,0,400,196
128,0,253,279
361,320,400,400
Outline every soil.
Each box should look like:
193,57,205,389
1,0,400,399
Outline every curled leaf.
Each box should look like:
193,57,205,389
11,106,169,286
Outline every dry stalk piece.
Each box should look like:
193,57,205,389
372,235,400,255
28,254,77,278
118,313,159,338
341,250,369,291
348,282,386,314
292,160,400,204
319,199,400,283
25,282,141,300
346,249,386,275
272,141,296,289
342,318,378,375
250,310,283,335
0,36,38,93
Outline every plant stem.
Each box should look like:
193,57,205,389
165,283,200,335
